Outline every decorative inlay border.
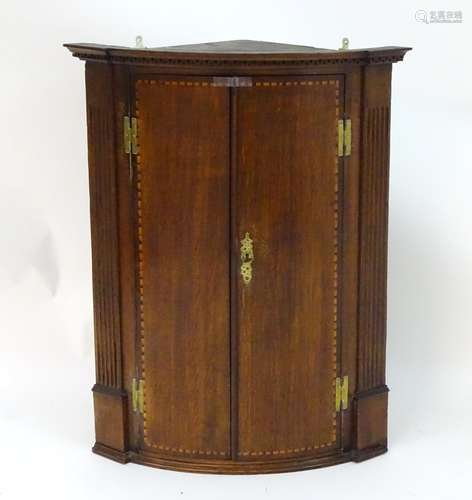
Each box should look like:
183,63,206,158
254,80,334,87
135,78,341,458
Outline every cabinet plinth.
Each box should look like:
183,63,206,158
65,39,410,474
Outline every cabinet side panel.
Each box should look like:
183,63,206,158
358,64,392,392
85,62,127,453
355,64,392,456
85,62,123,390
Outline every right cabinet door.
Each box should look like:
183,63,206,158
235,76,345,459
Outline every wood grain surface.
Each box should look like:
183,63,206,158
135,79,230,457
71,41,409,472
235,77,342,458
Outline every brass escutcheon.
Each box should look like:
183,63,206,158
240,232,254,284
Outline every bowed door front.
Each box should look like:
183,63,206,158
134,77,231,459
132,74,349,464
234,76,345,459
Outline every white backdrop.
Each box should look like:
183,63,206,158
1,1,471,499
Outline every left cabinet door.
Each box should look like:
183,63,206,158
132,78,231,459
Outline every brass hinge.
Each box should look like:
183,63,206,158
123,116,138,155
337,119,352,157
132,378,144,414
335,375,349,412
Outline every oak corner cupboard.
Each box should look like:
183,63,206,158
65,38,411,474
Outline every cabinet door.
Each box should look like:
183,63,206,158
134,78,230,458
235,76,344,459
